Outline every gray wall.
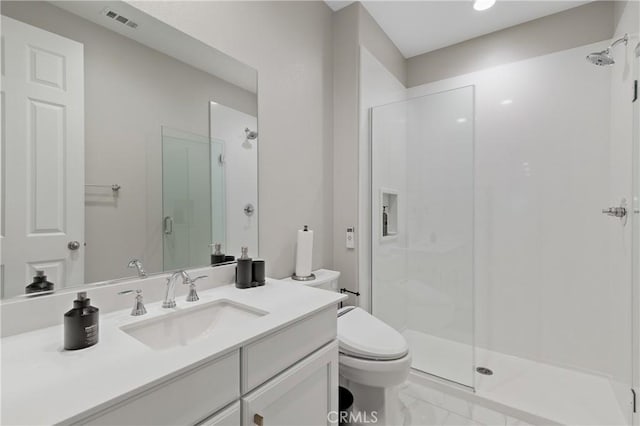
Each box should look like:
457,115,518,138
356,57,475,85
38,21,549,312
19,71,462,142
332,3,407,301
407,1,615,87
358,5,407,86
1,1,257,283
332,4,360,300
131,1,335,279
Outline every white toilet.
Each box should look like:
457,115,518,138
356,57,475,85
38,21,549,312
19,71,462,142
283,269,411,425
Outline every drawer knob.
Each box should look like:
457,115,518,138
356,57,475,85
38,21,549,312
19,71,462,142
254,413,264,426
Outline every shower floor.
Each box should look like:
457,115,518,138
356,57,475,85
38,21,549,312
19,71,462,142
403,329,629,425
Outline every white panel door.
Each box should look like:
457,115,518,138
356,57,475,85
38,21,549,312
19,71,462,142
1,16,84,297
241,341,339,426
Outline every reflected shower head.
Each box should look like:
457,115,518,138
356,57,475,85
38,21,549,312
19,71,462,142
245,128,258,140
586,33,628,66
586,49,615,66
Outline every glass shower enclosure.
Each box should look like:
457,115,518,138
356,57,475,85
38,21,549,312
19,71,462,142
161,127,225,271
370,36,637,424
370,86,475,388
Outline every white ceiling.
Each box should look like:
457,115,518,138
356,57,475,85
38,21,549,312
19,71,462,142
326,1,592,58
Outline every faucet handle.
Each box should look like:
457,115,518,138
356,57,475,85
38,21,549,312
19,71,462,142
184,275,207,302
187,275,208,285
127,259,147,278
118,289,147,316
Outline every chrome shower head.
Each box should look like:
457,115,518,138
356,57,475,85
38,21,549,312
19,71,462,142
586,49,615,66
245,128,258,140
586,33,628,66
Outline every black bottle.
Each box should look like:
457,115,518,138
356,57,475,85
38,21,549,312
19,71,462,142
235,247,253,289
382,206,389,237
210,243,226,265
25,270,54,295
64,292,99,350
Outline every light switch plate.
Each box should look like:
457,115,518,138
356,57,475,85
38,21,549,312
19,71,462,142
346,227,355,249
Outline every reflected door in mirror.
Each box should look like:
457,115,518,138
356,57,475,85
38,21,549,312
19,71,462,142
1,17,85,298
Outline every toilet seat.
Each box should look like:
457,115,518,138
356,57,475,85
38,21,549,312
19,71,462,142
339,352,412,388
337,307,409,361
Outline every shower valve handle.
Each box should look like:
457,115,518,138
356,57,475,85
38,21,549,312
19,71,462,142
602,206,627,218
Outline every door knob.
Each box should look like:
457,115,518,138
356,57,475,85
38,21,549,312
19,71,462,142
67,241,81,250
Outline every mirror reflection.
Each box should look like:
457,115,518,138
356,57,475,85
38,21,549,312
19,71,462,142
0,1,259,299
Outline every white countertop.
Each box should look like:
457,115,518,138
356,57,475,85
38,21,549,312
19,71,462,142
1,279,346,425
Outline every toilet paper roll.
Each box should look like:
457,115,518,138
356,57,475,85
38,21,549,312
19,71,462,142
295,226,314,278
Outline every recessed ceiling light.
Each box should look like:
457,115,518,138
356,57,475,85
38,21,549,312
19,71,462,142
500,99,513,105
456,118,468,123
474,0,496,11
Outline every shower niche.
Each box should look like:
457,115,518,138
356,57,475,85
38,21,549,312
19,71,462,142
380,189,398,241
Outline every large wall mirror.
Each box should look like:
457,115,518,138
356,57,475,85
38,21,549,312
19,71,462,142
0,1,259,299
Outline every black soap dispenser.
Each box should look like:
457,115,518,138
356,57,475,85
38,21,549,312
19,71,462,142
25,270,54,295
210,243,226,265
235,247,253,289
64,292,99,350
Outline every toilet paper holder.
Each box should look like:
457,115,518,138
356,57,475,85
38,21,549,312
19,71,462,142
293,225,315,281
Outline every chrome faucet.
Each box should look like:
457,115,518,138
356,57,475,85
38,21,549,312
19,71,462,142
128,259,147,278
163,271,208,308
163,270,190,308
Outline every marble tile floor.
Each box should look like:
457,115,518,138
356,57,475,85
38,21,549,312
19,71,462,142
399,382,533,426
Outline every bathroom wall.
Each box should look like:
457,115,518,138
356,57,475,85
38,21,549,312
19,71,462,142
332,3,360,299
363,46,408,324
608,1,639,412
130,1,334,279
0,1,257,283
346,2,616,310
407,1,615,87
333,3,407,301
358,48,407,313
209,103,259,258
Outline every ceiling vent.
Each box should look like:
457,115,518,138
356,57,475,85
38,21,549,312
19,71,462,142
101,8,139,29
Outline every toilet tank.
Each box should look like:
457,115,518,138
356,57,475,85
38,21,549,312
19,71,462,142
281,269,340,292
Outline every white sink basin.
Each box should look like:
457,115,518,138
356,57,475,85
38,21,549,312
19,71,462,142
120,299,268,350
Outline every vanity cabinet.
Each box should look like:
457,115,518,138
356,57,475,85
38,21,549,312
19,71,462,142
79,351,240,426
242,304,337,392
242,341,338,426
198,402,241,426
72,307,338,426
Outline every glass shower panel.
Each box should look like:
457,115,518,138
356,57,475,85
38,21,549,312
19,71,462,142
162,127,213,271
371,86,475,388
210,138,226,251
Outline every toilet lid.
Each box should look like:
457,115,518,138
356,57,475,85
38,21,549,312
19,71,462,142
337,307,409,361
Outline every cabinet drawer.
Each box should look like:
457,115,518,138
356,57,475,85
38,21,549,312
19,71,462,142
81,350,240,426
242,307,336,392
197,401,240,426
